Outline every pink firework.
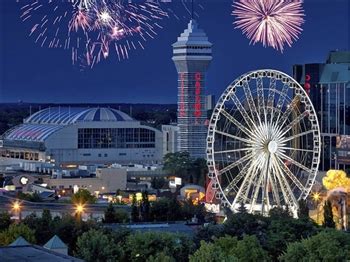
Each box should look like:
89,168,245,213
232,0,305,52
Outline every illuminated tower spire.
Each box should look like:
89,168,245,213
172,20,212,158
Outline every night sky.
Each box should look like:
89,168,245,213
0,0,349,104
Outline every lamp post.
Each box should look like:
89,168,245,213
12,201,21,222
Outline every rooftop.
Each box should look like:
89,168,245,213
0,245,82,262
2,107,134,142
25,107,133,125
173,20,212,48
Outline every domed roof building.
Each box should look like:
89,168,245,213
0,107,163,167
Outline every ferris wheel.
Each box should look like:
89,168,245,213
207,69,321,216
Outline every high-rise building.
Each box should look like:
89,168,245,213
205,95,215,111
162,125,180,156
293,51,350,171
172,20,212,158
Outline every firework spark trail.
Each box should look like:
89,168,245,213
19,0,169,68
232,0,305,52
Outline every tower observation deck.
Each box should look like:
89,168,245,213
172,20,212,158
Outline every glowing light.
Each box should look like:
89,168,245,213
322,170,350,192
19,0,169,67
13,201,21,211
232,0,305,52
75,204,85,213
312,192,320,201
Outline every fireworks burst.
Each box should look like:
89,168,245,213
19,0,168,68
232,0,305,52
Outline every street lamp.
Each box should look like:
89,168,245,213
75,204,85,220
12,201,21,221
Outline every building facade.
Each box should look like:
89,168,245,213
0,107,163,167
172,20,212,159
162,125,180,156
293,51,350,171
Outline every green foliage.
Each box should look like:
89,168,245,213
297,199,309,219
131,193,139,222
75,229,122,262
0,212,12,232
16,192,43,202
104,203,129,223
151,177,166,190
163,152,207,185
53,214,99,253
237,202,247,214
149,198,182,222
141,191,150,222
190,235,268,262
280,229,350,261
104,203,117,223
147,252,175,262
323,200,336,228
194,209,320,261
124,231,195,262
265,215,318,260
0,223,36,246
163,152,192,177
71,189,96,204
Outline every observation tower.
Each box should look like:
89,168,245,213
172,20,212,158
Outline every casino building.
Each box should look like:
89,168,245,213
172,20,212,158
293,51,350,171
0,107,163,167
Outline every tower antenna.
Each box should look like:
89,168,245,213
191,0,194,19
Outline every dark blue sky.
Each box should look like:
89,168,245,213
0,0,349,104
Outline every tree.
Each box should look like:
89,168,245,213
53,214,99,253
0,223,36,246
71,189,96,204
124,231,195,262
265,215,318,260
141,191,150,222
323,200,335,228
163,152,208,185
104,204,129,223
280,230,350,261
151,177,166,190
0,174,5,188
75,229,122,262
163,152,192,178
297,199,309,219
190,235,268,262
131,193,139,222
0,212,12,231
149,198,182,222
104,203,117,223
237,202,247,214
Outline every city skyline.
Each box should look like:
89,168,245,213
0,0,349,104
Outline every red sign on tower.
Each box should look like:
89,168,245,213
179,73,186,117
194,72,202,119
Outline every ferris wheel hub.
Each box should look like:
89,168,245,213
267,141,278,154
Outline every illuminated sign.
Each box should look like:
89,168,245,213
20,176,29,185
194,72,202,120
305,74,311,95
179,73,186,117
205,203,220,213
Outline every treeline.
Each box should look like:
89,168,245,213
1,205,350,261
